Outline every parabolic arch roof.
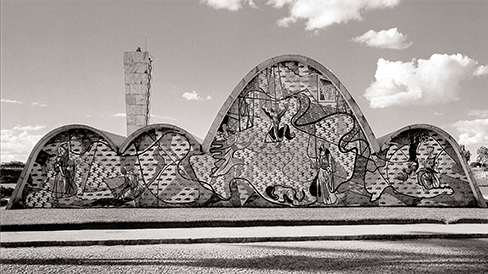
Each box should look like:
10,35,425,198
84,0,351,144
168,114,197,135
203,54,380,154
7,54,486,209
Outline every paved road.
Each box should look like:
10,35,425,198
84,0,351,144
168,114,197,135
2,239,488,273
3,224,488,247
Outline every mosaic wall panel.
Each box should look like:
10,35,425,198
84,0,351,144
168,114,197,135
366,129,477,206
10,56,483,208
17,127,213,208
190,61,373,207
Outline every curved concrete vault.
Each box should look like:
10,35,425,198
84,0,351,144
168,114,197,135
8,55,486,209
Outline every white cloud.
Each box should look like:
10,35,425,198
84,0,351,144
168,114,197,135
352,27,412,49
182,90,212,101
267,0,293,9
1,99,22,104
151,114,177,121
365,53,483,108
451,118,488,146
32,102,48,107
203,0,401,30
201,0,256,11
13,125,46,131
268,0,401,30
468,110,488,119
111,113,177,121
1,125,46,162
474,65,488,76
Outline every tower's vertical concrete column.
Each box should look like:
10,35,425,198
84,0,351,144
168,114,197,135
124,51,152,136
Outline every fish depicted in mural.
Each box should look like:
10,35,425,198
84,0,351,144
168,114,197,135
8,55,485,209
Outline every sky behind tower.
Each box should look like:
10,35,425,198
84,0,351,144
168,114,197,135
1,0,487,162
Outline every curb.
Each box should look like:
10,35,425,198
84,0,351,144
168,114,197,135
3,233,488,248
3,218,488,232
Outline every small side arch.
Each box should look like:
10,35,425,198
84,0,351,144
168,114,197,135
378,124,486,208
7,124,125,209
120,123,203,153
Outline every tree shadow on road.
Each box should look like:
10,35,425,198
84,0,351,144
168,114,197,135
2,239,488,273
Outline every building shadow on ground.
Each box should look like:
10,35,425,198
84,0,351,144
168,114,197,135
2,239,488,273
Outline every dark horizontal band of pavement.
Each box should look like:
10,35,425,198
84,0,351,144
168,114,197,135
3,233,488,248
2,218,488,232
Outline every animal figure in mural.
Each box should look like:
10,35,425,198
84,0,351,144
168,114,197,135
189,62,368,206
21,129,213,208
12,58,480,208
365,129,473,206
262,105,295,142
417,146,441,189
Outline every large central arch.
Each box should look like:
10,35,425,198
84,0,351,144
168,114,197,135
203,54,380,154
7,54,486,208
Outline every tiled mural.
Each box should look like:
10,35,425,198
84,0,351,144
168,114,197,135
9,56,484,208
367,129,477,206
192,62,373,207
19,126,214,208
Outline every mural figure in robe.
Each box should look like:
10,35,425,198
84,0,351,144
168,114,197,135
51,143,77,198
311,146,338,205
8,57,484,209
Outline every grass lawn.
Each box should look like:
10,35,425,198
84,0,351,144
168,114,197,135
1,207,487,230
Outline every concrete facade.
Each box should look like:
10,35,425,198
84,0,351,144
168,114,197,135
124,51,152,136
7,55,486,209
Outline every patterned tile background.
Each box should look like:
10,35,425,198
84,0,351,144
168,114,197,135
10,59,480,208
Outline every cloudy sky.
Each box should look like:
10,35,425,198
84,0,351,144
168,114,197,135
1,0,487,163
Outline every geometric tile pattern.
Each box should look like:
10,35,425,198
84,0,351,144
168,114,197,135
198,62,370,206
10,55,483,208
365,128,476,206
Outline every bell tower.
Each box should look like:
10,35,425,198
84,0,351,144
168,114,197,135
123,50,153,136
